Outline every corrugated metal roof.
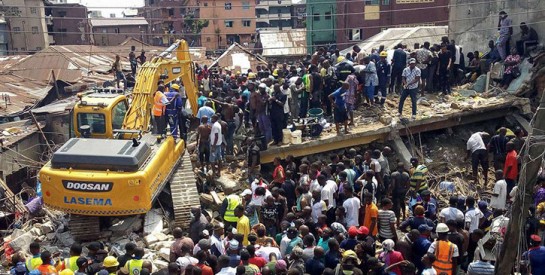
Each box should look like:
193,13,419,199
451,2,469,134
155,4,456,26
0,55,30,71
340,26,449,55
260,29,307,57
90,17,148,27
210,43,268,72
0,75,52,117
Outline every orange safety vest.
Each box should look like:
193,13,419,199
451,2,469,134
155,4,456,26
433,240,455,275
153,91,165,116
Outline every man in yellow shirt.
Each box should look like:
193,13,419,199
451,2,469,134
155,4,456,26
361,192,379,237
235,205,251,246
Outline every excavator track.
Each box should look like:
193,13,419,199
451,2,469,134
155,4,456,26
69,215,100,241
170,153,200,229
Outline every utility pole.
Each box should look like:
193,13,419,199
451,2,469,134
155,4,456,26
495,90,545,274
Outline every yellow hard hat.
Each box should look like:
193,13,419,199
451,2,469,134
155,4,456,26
171,83,180,90
102,256,119,268
248,72,256,79
379,51,388,57
60,269,75,275
236,71,241,75
272,69,279,77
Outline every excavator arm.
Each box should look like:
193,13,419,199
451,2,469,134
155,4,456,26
121,39,199,135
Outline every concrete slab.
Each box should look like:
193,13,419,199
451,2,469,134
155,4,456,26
144,209,164,235
260,96,531,163
391,136,413,168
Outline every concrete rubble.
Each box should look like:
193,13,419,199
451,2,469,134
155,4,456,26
0,208,180,270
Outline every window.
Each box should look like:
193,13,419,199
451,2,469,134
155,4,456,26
168,8,174,16
364,0,379,4
242,20,251,27
206,37,211,42
242,1,250,9
313,13,320,21
114,28,120,33
31,26,38,34
30,7,37,14
58,10,67,17
36,47,42,51
277,0,282,3
20,48,26,51
382,0,390,4
111,101,128,130
225,3,232,10
78,113,106,134
225,20,233,27
13,27,20,32
348,28,362,41
325,12,331,20
203,2,208,6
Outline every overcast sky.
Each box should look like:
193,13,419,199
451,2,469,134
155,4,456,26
68,0,144,17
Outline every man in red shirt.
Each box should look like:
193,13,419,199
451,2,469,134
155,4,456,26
195,250,213,275
246,245,267,269
271,157,285,188
504,142,518,195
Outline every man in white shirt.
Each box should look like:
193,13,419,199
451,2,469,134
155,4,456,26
216,255,236,275
342,184,361,227
439,196,465,223
490,170,507,210
210,114,223,177
464,196,484,232
311,190,327,223
466,132,490,184
320,175,338,223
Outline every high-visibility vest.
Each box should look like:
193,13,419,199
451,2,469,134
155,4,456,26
153,91,165,116
126,259,143,275
433,240,455,275
223,194,241,222
64,256,79,271
26,256,42,272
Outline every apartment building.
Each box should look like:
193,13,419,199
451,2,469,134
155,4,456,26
3,0,49,54
91,17,149,46
255,0,292,30
45,2,91,45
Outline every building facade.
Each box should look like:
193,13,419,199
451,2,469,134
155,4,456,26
255,0,293,30
306,0,336,52
2,0,49,54
91,18,149,47
45,3,91,45
199,0,256,50
142,0,198,46
336,0,449,48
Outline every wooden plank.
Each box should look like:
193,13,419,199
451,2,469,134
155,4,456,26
210,191,222,205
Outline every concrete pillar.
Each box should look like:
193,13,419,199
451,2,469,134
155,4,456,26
390,135,412,169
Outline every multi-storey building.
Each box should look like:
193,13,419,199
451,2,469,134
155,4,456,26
45,2,91,45
142,0,196,46
306,0,336,52
255,0,293,31
91,17,149,46
336,0,449,47
2,0,49,54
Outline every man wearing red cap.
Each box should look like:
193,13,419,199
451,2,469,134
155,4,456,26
522,234,545,275
341,226,359,251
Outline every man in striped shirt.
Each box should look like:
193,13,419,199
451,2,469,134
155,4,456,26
410,157,429,194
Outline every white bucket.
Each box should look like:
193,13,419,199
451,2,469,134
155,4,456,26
282,129,292,144
291,130,302,144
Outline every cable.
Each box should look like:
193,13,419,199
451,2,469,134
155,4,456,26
6,5,540,22
3,0,515,11
3,19,544,55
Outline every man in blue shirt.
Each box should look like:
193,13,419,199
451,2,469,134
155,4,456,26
390,43,407,94
329,82,349,135
522,235,545,275
165,86,182,139
196,101,215,125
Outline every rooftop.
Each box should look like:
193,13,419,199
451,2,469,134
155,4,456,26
259,29,307,57
0,75,52,118
90,17,148,27
210,43,268,72
340,26,448,54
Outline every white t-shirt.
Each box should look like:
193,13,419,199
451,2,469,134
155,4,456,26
467,132,486,153
465,208,484,232
210,121,223,145
490,179,507,210
428,241,459,257
370,159,381,173
252,189,272,206
282,88,290,114
343,197,361,227
321,180,338,210
439,207,464,222
310,179,322,193
256,246,281,262
312,200,327,223
422,267,437,275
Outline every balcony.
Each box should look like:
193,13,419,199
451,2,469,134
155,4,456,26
256,13,291,20
45,15,53,25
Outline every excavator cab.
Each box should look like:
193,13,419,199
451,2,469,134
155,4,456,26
71,88,129,139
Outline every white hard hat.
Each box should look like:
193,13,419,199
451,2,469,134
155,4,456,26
436,223,449,233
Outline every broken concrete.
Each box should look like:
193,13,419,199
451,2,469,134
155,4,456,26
215,176,239,195
40,221,56,234
144,209,164,235
109,216,143,234
9,232,34,252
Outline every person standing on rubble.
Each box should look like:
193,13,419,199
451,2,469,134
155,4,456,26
129,46,137,76
329,81,350,135
153,85,169,137
399,58,421,120
496,11,513,60
488,127,509,171
269,84,287,146
165,84,182,139
112,55,126,90
465,131,490,185
376,51,390,106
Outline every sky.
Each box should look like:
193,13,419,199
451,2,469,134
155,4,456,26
68,0,144,17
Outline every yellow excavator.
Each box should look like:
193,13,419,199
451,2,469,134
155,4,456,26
38,40,200,239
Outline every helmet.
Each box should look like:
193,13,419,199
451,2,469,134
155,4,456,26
436,223,449,233
171,83,180,90
102,256,119,268
248,72,256,79
379,51,388,57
